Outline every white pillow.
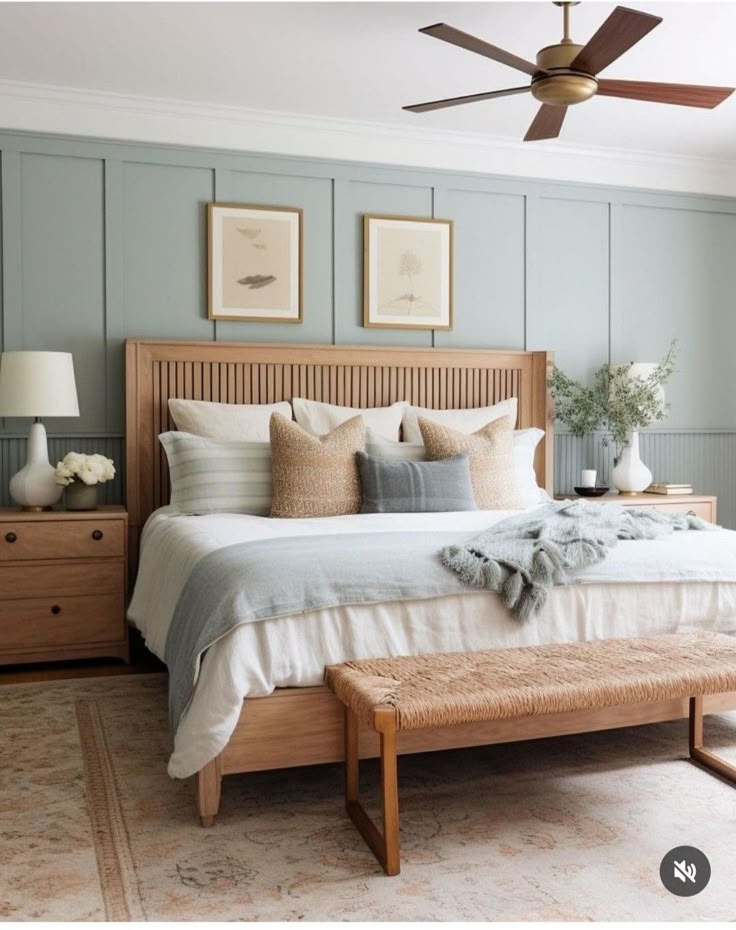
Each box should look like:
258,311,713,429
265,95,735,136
292,398,407,441
159,431,272,515
512,428,547,508
366,429,425,462
401,398,518,444
168,398,292,442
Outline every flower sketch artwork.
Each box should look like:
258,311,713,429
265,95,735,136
364,215,453,330
208,203,303,322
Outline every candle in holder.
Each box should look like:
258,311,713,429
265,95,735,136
580,469,597,488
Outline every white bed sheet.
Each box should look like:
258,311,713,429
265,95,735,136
127,508,736,778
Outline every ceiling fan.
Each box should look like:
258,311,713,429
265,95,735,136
403,2,734,141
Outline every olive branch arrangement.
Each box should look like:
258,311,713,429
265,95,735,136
548,340,678,453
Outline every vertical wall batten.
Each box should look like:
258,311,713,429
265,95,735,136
104,159,125,432
1,150,21,349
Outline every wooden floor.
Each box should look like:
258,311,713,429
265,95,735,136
0,630,165,685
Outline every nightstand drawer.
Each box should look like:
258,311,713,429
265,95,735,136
0,593,124,651
0,518,124,561
0,562,123,599
639,500,714,521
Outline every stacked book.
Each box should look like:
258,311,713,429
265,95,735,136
645,483,693,496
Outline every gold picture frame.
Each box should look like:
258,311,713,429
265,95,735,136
363,214,454,331
208,202,303,323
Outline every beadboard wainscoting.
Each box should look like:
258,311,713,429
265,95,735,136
0,436,125,507
1,430,733,530
555,431,736,528
0,130,734,526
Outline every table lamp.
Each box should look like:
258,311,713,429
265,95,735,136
0,351,80,510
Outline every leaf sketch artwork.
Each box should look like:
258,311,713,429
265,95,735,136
222,216,290,310
209,204,302,322
364,216,452,330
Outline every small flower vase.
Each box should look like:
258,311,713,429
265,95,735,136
65,481,98,511
611,430,652,495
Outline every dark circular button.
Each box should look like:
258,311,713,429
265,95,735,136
660,846,711,896
5,532,17,543
51,605,61,615
91,530,104,541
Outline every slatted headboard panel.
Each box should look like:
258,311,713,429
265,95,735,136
125,340,553,570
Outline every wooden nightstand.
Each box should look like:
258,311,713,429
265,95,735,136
555,493,717,523
0,506,129,666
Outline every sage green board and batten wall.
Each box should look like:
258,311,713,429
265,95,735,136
0,131,735,524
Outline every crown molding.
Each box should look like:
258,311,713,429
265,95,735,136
0,78,734,197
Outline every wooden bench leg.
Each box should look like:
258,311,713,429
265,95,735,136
197,756,222,827
689,695,736,784
344,705,401,876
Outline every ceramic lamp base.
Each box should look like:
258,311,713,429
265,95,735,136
8,421,63,510
611,430,653,495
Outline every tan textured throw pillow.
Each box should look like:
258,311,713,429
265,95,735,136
419,415,522,510
270,413,366,518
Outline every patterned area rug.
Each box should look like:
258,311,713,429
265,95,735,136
2,673,736,921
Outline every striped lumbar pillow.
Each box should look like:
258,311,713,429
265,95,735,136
159,431,272,515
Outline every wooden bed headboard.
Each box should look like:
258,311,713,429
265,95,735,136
125,339,554,569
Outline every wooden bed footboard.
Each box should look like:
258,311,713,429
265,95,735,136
196,685,736,825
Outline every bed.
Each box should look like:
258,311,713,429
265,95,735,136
125,339,736,825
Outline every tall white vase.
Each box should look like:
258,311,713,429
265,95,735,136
611,430,652,495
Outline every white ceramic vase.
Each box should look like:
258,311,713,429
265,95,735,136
8,420,63,510
611,430,652,495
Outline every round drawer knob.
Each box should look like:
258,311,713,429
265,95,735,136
51,604,61,615
5,532,17,543
91,530,104,541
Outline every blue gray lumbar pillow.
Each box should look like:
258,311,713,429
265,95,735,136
358,450,477,514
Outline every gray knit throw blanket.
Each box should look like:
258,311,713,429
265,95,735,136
440,499,711,622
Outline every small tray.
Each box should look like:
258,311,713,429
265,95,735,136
574,486,610,498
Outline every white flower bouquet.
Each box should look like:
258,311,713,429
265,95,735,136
55,452,116,487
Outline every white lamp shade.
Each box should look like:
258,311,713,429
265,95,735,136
611,361,665,408
0,351,80,418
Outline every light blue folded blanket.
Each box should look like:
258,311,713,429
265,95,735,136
165,530,468,728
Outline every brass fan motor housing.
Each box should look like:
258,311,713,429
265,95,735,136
531,42,598,106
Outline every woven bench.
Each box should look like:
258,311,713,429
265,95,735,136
325,632,736,876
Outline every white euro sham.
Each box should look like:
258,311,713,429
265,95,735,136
401,397,518,444
293,397,407,441
168,398,292,442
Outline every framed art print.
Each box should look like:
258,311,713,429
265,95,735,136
363,214,453,330
208,202,303,323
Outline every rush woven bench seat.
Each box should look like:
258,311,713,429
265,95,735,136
324,632,736,876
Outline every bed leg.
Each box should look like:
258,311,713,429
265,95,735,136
197,756,222,827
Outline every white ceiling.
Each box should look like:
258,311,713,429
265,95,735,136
0,1,734,159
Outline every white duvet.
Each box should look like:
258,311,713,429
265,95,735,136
127,507,736,778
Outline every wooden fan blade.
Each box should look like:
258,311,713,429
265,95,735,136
404,86,531,113
571,6,662,75
419,23,540,77
597,79,735,109
524,104,568,141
